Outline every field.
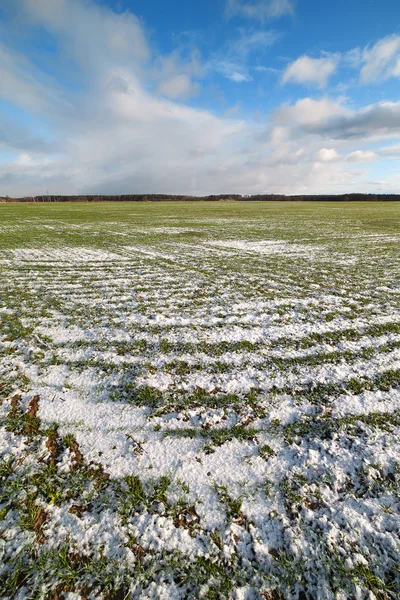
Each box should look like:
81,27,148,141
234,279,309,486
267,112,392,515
0,201,399,600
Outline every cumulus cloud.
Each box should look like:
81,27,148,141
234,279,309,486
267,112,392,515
360,35,400,83
225,0,295,21
272,97,344,128
316,148,340,162
346,150,378,163
319,101,400,139
157,75,200,99
1,0,399,197
22,0,150,75
273,97,400,140
376,144,400,158
282,55,339,88
280,34,400,89
154,50,203,99
0,1,254,196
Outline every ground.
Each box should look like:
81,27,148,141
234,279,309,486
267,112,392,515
0,201,399,600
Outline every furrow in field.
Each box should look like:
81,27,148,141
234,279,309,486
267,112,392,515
1,205,400,599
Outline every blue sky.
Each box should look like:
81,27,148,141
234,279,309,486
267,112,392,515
1,0,400,196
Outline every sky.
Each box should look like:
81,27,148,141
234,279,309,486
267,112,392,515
1,0,400,196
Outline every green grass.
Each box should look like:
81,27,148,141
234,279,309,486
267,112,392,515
0,201,398,257
1,201,400,599
163,424,259,450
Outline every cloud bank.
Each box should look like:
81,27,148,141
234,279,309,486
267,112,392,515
1,0,400,196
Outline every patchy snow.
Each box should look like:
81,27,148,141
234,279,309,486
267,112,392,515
1,205,400,599
1,247,125,263
205,239,321,256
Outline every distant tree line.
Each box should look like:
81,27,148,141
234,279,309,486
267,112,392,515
1,193,400,202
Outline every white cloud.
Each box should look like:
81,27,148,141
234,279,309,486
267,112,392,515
272,97,345,127
316,148,340,162
360,35,400,83
154,50,203,99
272,97,400,140
253,65,280,74
225,0,295,21
282,55,339,88
376,144,400,158
22,0,150,75
1,1,399,198
157,75,200,99
207,59,253,82
279,34,400,90
231,71,253,82
0,44,67,114
342,47,363,69
227,29,280,56
346,150,378,163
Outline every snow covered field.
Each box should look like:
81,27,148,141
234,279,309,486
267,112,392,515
0,201,399,599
